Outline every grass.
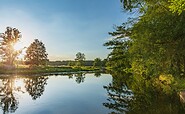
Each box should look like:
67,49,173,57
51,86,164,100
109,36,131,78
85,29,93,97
0,65,102,75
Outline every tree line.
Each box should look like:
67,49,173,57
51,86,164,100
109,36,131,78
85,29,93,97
0,27,105,68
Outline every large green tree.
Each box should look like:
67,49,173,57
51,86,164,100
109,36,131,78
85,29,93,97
104,1,185,113
105,0,185,78
0,27,22,66
25,39,48,67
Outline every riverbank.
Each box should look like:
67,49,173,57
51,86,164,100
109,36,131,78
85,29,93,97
0,66,102,75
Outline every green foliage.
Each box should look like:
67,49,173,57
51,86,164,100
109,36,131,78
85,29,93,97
93,58,102,67
67,61,76,66
152,74,176,94
169,0,185,14
120,0,144,12
104,1,185,112
104,3,185,112
25,39,48,67
0,27,22,66
104,23,132,72
103,70,185,114
106,0,185,78
75,52,85,66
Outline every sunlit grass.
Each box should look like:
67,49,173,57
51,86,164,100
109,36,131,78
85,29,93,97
0,65,101,75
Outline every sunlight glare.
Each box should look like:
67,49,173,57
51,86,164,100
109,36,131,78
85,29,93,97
13,41,27,60
13,42,24,51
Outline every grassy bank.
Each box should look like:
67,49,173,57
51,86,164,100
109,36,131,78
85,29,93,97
0,65,102,75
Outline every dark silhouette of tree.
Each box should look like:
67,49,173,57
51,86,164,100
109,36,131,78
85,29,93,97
25,39,48,67
75,52,85,66
103,74,133,114
24,76,48,100
0,27,22,67
74,73,85,84
120,0,143,12
68,74,73,79
0,76,49,113
103,71,185,114
94,72,101,77
0,78,19,114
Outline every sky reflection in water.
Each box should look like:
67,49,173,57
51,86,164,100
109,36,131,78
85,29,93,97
0,73,112,114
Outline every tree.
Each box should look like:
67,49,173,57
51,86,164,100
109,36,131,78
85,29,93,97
93,58,102,67
0,27,22,66
75,52,85,66
169,0,185,14
104,23,132,72
105,0,185,78
67,61,75,66
120,0,144,12
103,1,185,113
25,39,48,67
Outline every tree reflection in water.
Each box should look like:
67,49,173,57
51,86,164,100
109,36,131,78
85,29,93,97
0,75,48,114
67,74,73,79
103,71,133,114
103,71,185,114
24,76,48,100
74,73,85,84
94,72,101,77
0,77,19,114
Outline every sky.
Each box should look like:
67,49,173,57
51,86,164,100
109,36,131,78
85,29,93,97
0,0,129,61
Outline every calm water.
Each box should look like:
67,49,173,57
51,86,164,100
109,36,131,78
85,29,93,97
0,73,113,114
0,72,184,114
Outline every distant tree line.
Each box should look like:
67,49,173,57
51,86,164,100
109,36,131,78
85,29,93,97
0,27,106,68
48,59,106,67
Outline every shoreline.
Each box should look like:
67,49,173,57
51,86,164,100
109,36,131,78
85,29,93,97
0,66,104,75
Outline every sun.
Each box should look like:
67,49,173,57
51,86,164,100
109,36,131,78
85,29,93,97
13,41,24,51
13,41,27,60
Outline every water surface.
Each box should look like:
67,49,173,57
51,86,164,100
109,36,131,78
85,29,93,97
0,72,185,114
0,73,112,114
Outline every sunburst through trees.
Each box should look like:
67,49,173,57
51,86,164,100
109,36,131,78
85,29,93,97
0,27,23,67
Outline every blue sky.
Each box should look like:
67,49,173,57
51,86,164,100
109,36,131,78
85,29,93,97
0,0,129,61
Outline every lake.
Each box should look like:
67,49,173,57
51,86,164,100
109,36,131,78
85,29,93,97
0,73,113,114
0,72,184,114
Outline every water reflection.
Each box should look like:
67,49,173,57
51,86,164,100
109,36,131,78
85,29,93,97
0,72,105,114
103,71,133,114
103,71,185,114
94,72,101,77
1,72,185,114
0,76,48,114
74,73,86,84
0,78,19,114
24,76,48,100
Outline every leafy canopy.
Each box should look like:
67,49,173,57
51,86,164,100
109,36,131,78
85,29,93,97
25,39,48,67
0,27,22,66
